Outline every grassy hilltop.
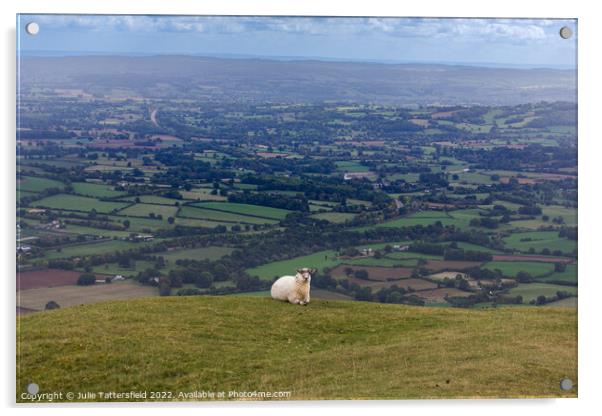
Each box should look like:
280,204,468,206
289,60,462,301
17,297,577,401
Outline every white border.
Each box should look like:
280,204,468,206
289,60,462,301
2,1,601,415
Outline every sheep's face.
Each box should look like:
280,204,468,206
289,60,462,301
296,267,317,283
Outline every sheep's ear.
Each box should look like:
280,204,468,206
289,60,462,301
311,268,318,275
296,269,303,274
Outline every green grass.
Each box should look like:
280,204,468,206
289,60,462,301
72,182,126,198
18,176,64,192
178,206,278,225
190,202,291,220
385,251,442,260
119,203,179,219
482,261,556,278
246,250,339,280
376,209,481,229
89,260,157,278
42,239,158,260
536,264,578,285
502,231,576,254
125,195,182,205
160,246,234,263
59,223,134,238
335,160,369,172
310,212,356,223
506,283,577,303
542,205,577,227
346,257,415,267
447,242,502,254
32,194,129,214
17,296,577,401
106,215,170,232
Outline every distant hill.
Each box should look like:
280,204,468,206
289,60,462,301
17,296,576,401
20,55,576,106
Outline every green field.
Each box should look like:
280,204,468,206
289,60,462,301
89,260,157,278
18,176,64,192
178,206,278,225
376,209,481,229
191,202,291,220
335,160,369,172
502,231,576,254
180,188,227,201
483,261,555,278
32,194,129,213
506,283,577,303
310,212,356,223
17,296,577,401
124,195,182,205
346,257,416,267
246,250,339,280
119,203,179,219
59,223,134,238
42,239,158,260
535,264,578,285
160,246,234,263
447,242,502,254
72,182,126,198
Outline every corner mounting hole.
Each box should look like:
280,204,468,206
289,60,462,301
25,22,39,36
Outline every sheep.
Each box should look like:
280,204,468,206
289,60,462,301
271,268,316,306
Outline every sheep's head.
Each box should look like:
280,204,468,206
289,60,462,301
296,267,317,283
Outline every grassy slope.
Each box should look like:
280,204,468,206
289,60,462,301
17,296,576,401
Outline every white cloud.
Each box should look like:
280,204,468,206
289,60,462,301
26,15,574,44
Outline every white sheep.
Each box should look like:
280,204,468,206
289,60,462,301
271,268,316,306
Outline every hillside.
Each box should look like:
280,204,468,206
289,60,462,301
17,296,576,401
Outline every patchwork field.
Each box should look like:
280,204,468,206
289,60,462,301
32,194,129,213
483,261,556,278
246,250,339,280
42,239,157,260
330,265,414,281
506,283,577,303
424,260,483,272
18,176,64,192
535,264,578,285
17,269,111,291
119,203,179,218
190,202,291,220
178,205,278,225
502,231,576,254
310,212,356,223
18,280,157,311
160,246,234,263
72,182,126,198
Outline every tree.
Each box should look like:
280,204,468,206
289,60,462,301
354,286,373,301
354,270,369,280
77,273,96,286
195,271,214,288
516,271,534,283
123,219,130,229
45,301,60,310
213,263,229,281
159,280,172,296
554,262,567,272
167,216,175,224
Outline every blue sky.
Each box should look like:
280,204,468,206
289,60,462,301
17,15,577,68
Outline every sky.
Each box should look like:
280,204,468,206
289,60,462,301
17,15,577,68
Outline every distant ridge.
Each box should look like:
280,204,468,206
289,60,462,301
20,55,576,105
